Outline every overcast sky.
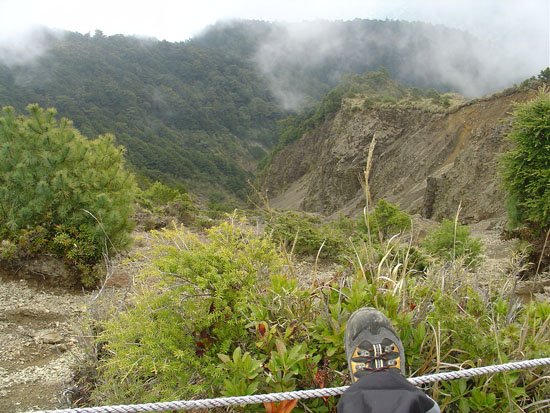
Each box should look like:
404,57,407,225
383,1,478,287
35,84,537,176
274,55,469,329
0,0,548,45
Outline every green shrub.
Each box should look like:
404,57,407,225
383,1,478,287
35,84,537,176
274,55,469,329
268,211,348,259
0,240,17,260
501,87,550,230
138,181,196,224
500,87,549,273
94,221,285,402
357,199,411,241
141,181,181,208
421,219,483,267
0,105,136,285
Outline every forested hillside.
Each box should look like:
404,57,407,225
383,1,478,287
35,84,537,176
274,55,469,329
0,19,523,199
0,24,282,199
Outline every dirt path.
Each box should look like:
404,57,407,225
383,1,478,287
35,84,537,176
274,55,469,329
471,221,550,301
0,272,90,412
470,220,515,282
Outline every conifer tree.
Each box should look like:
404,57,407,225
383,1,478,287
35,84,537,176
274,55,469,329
0,105,136,283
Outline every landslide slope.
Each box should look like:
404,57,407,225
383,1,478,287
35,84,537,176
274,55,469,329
263,87,539,222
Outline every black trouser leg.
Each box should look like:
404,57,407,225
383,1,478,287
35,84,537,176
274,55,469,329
337,370,440,413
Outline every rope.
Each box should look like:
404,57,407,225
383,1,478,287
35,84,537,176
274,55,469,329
36,357,550,413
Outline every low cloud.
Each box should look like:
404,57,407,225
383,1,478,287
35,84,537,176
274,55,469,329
254,18,548,110
0,26,64,67
254,21,346,108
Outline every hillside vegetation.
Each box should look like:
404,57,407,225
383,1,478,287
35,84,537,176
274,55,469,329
0,25,282,199
88,208,548,412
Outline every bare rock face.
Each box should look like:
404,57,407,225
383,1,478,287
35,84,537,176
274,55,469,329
263,88,538,222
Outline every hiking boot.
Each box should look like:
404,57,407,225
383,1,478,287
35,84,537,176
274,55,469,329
345,307,405,383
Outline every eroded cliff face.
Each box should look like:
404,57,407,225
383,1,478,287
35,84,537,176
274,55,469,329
263,88,537,222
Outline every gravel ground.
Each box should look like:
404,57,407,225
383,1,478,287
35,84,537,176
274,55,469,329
0,273,90,412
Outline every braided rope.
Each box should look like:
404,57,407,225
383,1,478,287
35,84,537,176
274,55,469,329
37,357,550,413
